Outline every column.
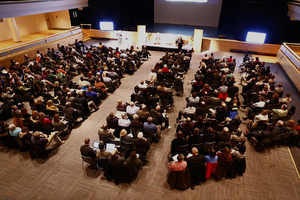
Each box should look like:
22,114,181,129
193,29,203,53
7,17,21,42
137,25,146,48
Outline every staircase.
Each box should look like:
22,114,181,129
83,32,91,42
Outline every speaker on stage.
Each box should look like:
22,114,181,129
219,35,226,39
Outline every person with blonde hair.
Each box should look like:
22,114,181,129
39,112,52,124
120,129,133,143
46,100,59,112
116,99,126,112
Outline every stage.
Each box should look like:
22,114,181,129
87,38,193,53
144,41,193,53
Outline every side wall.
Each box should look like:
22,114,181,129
15,14,48,36
0,20,13,42
48,10,72,29
0,13,48,42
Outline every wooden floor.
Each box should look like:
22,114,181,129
0,29,67,49
0,47,300,200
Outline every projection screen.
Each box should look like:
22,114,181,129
154,0,223,27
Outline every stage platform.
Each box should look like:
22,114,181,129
144,41,193,53
87,38,193,52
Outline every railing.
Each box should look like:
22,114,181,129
0,0,60,3
80,24,92,29
280,43,300,70
0,27,82,59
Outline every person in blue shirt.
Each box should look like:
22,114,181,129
204,148,218,163
8,124,21,137
86,87,98,101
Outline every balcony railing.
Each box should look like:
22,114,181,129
0,27,82,59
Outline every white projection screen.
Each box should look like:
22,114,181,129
154,0,223,27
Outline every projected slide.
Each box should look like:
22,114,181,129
246,32,266,44
166,0,208,2
100,22,114,31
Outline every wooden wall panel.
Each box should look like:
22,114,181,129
202,37,280,55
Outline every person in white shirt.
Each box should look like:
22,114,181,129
78,77,90,87
177,102,196,121
138,80,147,89
230,128,246,143
221,65,230,74
118,113,131,127
75,56,84,65
148,69,157,82
126,102,140,116
254,110,269,122
231,143,246,159
275,83,283,93
242,96,265,109
187,93,200,104
279,93,291,104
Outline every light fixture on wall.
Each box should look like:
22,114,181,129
78,7,83,10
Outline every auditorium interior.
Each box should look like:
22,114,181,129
1,0,300,199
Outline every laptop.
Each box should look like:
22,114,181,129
106,143,116,153
92,141,100,149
